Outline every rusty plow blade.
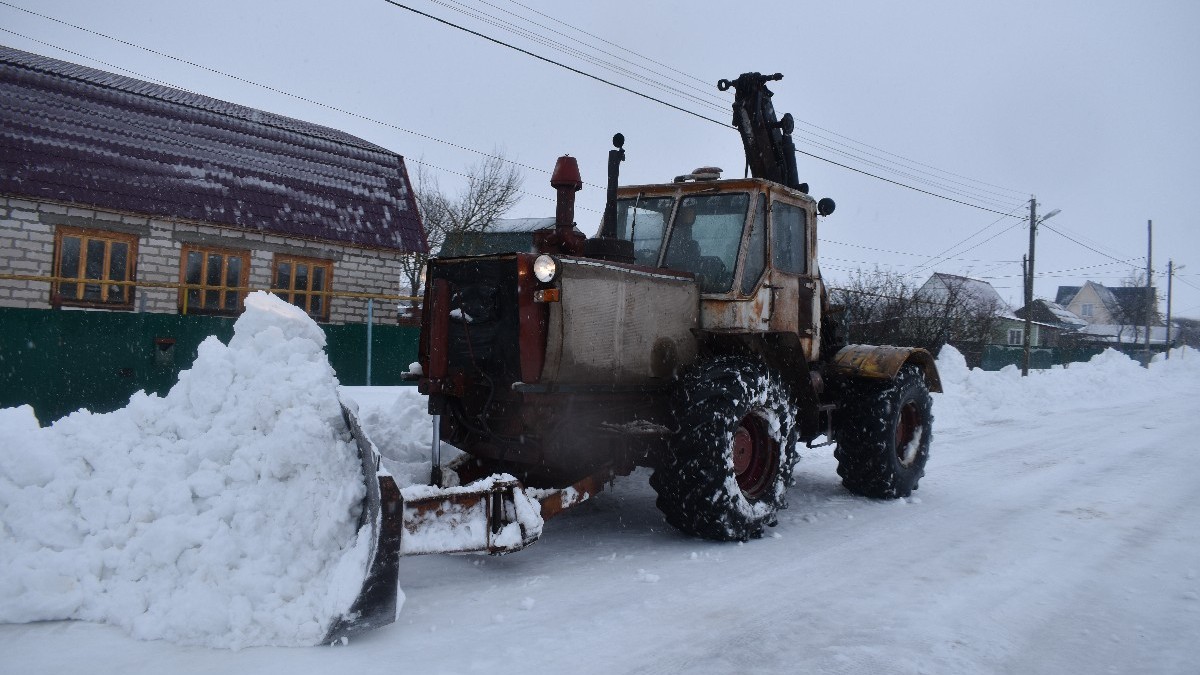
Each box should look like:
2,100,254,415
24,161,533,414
398,476,544,556
321,406,544,644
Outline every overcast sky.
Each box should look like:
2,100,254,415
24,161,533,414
5,0,1199,316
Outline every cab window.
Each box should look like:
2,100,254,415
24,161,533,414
771,201,808,275
740,194,767,294
614,196,674,266
663,193,750,293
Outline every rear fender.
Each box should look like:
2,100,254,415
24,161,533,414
828,344,943,393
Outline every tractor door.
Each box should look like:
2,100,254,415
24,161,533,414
767,198,820,359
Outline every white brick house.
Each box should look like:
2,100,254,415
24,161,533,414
0,45,427,324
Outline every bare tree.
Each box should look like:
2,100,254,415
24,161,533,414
400,154,524,311
830,269,1007,366
829,267,918,347
1094,272,1161,344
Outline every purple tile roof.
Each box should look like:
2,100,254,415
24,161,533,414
0,45,427,253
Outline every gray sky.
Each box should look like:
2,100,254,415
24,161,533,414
5,0,1199,317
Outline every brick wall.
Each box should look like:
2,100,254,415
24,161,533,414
0,196,409,324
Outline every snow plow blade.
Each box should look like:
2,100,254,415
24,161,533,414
322,406,544,644
322,406,404,644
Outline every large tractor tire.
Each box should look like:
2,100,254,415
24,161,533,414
650,356,799,541
833,364,933,499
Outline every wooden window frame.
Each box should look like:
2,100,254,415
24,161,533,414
52,226,138,310
1008,328,1024,346
271,254,334,322
178,244,250,316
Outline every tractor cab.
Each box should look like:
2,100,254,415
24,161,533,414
610,175,831,362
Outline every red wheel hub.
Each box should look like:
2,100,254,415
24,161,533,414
895,401,921,466
731,414,778,500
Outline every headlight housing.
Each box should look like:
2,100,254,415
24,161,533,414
533,254,560,283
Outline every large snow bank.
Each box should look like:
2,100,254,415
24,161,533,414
933,344,1200,432
0,292,384,649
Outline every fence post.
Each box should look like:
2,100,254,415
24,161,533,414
366,298,374,386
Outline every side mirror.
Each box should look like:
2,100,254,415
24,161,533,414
817,198,836,217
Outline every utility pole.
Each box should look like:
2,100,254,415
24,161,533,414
1143,220,1153,365
1022,197,1036,377
1165,259,1174,359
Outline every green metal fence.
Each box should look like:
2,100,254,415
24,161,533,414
980,344,1107,371
0,307,419,424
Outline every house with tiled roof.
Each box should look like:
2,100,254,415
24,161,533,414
0,44,425,324
0,45,427,420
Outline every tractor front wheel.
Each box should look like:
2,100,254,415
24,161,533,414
650,356,799,541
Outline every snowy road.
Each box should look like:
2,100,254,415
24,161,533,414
3,350,1199,674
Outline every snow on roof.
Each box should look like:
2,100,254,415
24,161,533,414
488,217,556,233
916,273,1016,318
1041,300,1087,326
0,45,425,253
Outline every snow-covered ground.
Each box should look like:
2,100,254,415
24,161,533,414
3,297,1199,673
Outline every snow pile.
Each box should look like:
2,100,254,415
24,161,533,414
0,292,380,649
933,344,1200,432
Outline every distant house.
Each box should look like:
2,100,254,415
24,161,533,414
1012,299,1085,348
0,44,426,324
1055,281,1166,352
912,273,1052,367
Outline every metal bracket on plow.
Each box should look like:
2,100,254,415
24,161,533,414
399,477,542,556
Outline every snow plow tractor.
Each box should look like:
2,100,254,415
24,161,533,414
334,71,942,640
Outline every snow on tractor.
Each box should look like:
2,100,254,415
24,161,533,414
333,71,942,640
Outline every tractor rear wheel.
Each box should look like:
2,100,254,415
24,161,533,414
833,364,933,499
650,356,799,541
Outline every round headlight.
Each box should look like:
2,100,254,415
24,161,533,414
533,254,559,283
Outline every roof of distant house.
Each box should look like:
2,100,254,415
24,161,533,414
0,45,426,253
917,272,1017,319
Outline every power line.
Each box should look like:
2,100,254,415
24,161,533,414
906,203,1030,278
381,1,1032,216
505,0,714,90
494,0,1029,200
819,237,1018,262
793,133,1020,210
380,0,729,127
3,0,1029,218
1041,223,1142,266
0,27,596,217
435,0,731,115
0,2,558,180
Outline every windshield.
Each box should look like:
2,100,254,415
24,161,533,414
614,196,674,266
663,193,750,293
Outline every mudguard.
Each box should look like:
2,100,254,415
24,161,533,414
828,344,943,393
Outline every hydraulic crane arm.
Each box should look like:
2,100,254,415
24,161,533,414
718,72,806,193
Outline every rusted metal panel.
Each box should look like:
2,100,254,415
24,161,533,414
700,283,772,330
542,258,698,385
399,477,541,556
534,473,608,521
828,344,944,392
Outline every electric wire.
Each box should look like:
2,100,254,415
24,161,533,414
494,0,1029,200
905,203,1030,278
377,0,1032,216
430,0,731,115
0,27,597,215
0,2,558,180
1041,223,1142,267
2,0,1030,217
